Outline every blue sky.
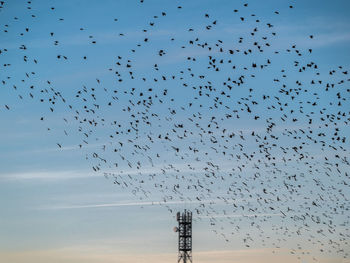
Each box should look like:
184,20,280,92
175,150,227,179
0,0,350,262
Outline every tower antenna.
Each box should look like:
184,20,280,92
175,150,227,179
175,210,192,263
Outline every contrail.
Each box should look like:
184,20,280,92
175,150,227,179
40,198,232,210
197,213,286,219
44,202,288,220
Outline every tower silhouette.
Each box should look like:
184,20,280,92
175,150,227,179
176,210,192,263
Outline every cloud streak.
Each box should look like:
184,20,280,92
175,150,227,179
40,199,217,210
0,170,98,180
40,199,288,221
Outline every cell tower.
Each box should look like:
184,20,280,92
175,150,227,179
174,210,193,263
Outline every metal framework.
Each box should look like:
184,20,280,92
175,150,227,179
177,210,192,263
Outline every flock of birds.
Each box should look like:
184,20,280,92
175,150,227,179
1,0,349,260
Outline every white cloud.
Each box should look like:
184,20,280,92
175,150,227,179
0,170,97,180
39,198,220,210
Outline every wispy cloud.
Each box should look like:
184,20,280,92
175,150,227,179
39,199,291,222
0,170,98,180
273,19,350,49
275,32,350,49
40,199,217,210
197,213,285,219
